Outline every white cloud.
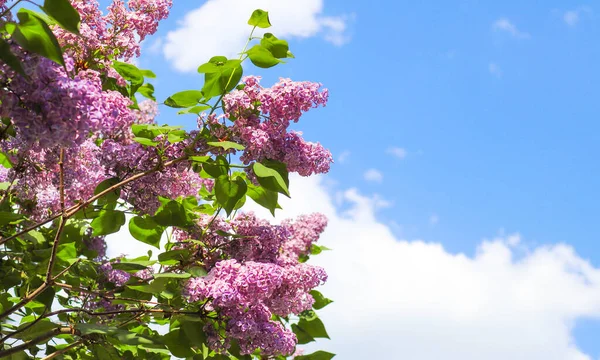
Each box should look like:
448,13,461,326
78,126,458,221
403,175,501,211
107,174,600,359
162,0,351,72
243,175,600,359
489,62,502,78
563,7,592,26
337,150,350,164
492,18,530,39
363,169,383,183
429,213,439,225
387,147,407,159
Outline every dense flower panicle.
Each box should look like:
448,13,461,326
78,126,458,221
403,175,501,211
99,259,153,287
137,99,159,125
0,168,7,183
100,139,205,215
230,212,289,263
84,235,107,259
222,76,333,176
0,58,103,148
279,213,328,264
184,259,327,355
55,0,172,61
5,139,106,219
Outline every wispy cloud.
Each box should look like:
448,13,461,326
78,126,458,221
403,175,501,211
563,6,592,26
488,62,502,78
364,169,383,183
429,214,439,225
492,18,530,39
242,175,600,359
162,0,352,72
387,147,407,159
337,150,351,164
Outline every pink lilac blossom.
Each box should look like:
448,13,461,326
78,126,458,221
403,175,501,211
0,57,102,148
54,0,172,61
183,259,326,355
279,213,328,265
100,139,205,215
84,235,107,259
99,258,154,287
0,55,138,148
6,139,106,219
222,77,333,176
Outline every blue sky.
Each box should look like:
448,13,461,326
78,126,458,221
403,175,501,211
125,1,600,358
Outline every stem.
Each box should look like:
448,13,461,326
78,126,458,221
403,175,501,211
0,0,22,19
41,340,84,360
0,327,75,358
0,306,47,344
54,282,163,305
0,156,188,246
58,149,65,213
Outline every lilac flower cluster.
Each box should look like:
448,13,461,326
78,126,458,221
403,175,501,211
183,259,326,355
55,0,172,61
83,235,107,259
222,76,333,176
99,258,154,287
177,211,329,355
280,213,328,265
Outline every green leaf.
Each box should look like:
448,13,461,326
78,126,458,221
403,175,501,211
133,137,159,147
12,9,64,67
0,38,26,76
129,216,165,249
153,200,192,227
206,141,245,151
186,266,208,277
167,130,186,143
294,351,336,360
153,272,191,279
76,323,114,335
292,316,329,344
260,33,291,58
13,319,58,340
140,69,156,78
201,58,243,99
214,176,247,216
164,90,204,108
246,44,282,68
158,249,190,264
246,185,279,216
181,320,207,347
177,105,211,115
127,277,169,294
201,155,229,178
252,160,290,197
91,210,126,236
42,0,81,34
94,177,120,204
137,83,155,101
56,242,77,262
310,290,333,310
110,260,155,272
0,212,24,225
112,331,161,346
247,9,271,28
113,61,144,86
0,151,12,169
164,329,196,358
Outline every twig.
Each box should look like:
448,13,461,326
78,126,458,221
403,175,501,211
0,306,48,345
0,327,75,358
0,156,188,247
41,340,84,360
53,283,162,305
